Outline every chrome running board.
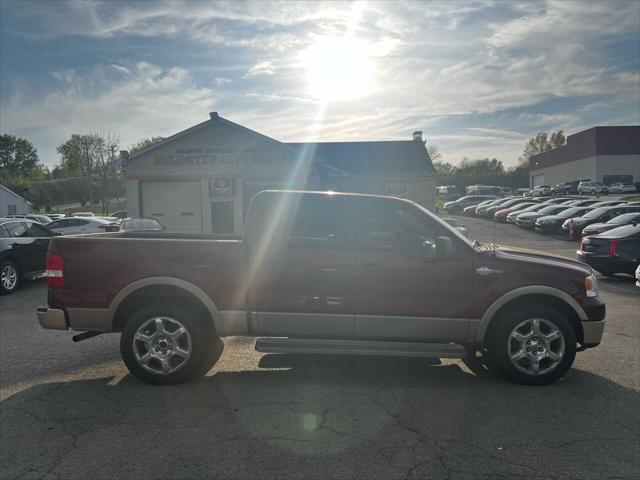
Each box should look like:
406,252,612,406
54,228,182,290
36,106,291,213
255,338,466,358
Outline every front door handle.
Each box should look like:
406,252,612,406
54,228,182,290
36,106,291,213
476,266,503,276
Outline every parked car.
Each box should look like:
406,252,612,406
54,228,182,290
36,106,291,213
493,202,539,223
530,185,552,197
69,212,95,217
516,205,571,229
551,181,579,195
475,197,518,216
109,210,128,219
484,198,533,218
534,207,595,234
587,200,627,209
580,212,640,237
106,218,165,233
463,199,496,216
37,190,605,386
47,214,66,220
577,181,608,195
441,218,468,237
577,224,640,276
443,195,494,214
636,264,640,287
47,217,118,235
466,185,502,196
7,214,52,224
506,203,549,224
437,185,460,200
607,183,636,194
562,205,640,237
1,218,55,294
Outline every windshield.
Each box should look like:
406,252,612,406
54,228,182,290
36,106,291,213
415,202,474,248
537,205,568,215
608,212,640,224
556,207,593,218
582,207,614,219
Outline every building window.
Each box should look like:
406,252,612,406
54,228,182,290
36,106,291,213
211,201,234,234
209,178,234,196
7,204,17,215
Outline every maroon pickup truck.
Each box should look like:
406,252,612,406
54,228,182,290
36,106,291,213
37,191,605,386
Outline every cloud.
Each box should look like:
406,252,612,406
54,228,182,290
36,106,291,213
245,61,276,77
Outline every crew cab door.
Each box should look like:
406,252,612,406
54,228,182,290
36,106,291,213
354,198,474,342
253,194,357,338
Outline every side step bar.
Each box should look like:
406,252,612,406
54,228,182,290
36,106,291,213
255,338,466,358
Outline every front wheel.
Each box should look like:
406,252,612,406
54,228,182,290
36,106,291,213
0,260,20,295
486,306,576,385
120,303,223,385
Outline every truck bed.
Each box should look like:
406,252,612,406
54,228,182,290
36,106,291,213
47,233,245,313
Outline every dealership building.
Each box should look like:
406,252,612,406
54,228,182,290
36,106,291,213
529,126,640,188
121,113,436,234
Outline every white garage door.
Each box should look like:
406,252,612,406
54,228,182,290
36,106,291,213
531,174,545,188
141,181,202,233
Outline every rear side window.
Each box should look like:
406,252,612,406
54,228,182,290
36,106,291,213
4,222,29,238
290,196,347,242
0,224,9,238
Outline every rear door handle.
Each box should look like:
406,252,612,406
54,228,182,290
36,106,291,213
360,262,384,275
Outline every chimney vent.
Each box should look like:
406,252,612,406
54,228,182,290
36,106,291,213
412,131,423,142
209,112,219,120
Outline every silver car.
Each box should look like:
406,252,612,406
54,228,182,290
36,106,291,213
47,217,117,235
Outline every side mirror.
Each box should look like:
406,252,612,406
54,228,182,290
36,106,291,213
436,236,456,259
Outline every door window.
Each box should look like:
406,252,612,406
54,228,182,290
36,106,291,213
360,199,437,257
4,222,29,238
289,196,347,244
26,223,52,237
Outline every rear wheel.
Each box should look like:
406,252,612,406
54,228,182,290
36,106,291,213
487,306,576,385
0,260,19,295
120,303,223,385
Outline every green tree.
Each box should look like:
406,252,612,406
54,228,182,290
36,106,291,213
56,134,103,177
521,130,567,162
0,134,41,181
129,136,165,154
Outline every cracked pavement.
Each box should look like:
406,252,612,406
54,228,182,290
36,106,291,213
1,217,639,479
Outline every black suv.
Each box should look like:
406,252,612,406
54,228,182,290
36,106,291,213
0,218,55,294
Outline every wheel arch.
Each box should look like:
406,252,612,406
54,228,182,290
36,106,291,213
110,277,223,335
475,286,586,346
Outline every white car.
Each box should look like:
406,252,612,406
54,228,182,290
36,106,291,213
70,212,95,217
636,264,640,288
577,181,608,195
47,217,116,235
608,183,636,194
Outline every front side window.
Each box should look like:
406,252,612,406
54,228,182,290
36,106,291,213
289,196,346,243
360,199,437,257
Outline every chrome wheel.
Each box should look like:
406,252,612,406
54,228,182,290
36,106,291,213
1,264,18,291
507,318,565,376
132,317,192,375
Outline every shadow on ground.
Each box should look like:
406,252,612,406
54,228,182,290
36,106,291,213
2,354,638,480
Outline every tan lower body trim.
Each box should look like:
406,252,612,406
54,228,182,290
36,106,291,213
67,308,111,331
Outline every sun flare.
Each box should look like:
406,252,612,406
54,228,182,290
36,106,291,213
303,36,371,102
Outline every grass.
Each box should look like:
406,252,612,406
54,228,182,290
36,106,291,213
621,194,640,202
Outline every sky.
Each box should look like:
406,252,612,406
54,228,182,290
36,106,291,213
1,0,639,169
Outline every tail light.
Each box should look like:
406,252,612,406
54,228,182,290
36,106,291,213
46,253,64,288
608,239,619,256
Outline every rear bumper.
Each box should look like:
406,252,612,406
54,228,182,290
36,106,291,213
576,252,636,274
37,306,68,330
581,320,605,347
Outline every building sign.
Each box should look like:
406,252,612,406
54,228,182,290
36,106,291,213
209,178,234,196
154,148,288,167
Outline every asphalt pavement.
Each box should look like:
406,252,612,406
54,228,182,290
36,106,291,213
1,217,638,480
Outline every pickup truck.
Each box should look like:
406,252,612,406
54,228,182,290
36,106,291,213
37,190,605,386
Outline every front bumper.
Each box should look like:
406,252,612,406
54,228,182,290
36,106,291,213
37,306,68,330
581,320,605,347
534,222,562,233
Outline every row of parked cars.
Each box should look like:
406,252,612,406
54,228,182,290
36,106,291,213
444,194,640,281
0,213,164,295
527,181,637,197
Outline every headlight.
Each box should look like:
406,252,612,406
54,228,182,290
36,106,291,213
585,273,598,297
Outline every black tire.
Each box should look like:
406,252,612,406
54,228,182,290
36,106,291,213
486,305,577,386
0,260,20,295
120,303,223,385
